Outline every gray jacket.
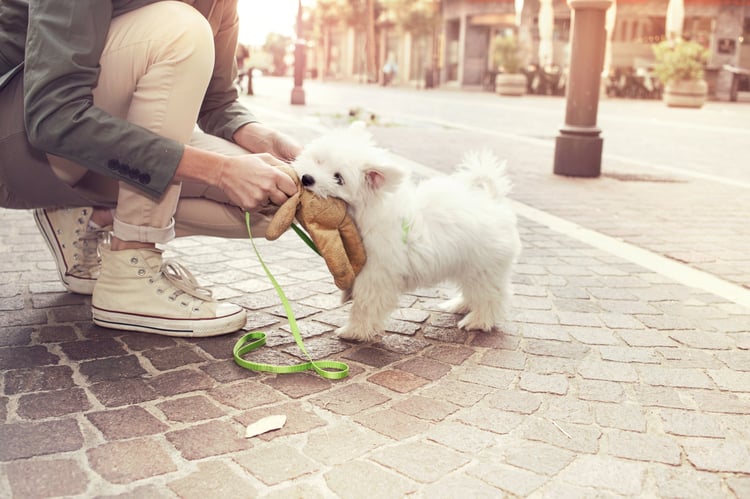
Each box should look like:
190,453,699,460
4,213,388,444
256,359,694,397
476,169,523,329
0,0,256,198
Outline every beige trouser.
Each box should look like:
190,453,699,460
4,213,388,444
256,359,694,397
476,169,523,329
49,1,273,242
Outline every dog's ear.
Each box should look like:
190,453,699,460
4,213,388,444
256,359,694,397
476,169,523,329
364,162,405,193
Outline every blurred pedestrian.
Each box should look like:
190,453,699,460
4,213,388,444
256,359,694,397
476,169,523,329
0,1,301,337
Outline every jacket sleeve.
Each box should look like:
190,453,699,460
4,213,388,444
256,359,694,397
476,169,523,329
196,0,258,140
23,0,184,198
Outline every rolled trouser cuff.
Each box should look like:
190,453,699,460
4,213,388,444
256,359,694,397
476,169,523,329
113,216,175,243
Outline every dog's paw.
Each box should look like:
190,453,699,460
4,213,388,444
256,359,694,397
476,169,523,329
336,324,374,342
458,313,496,333
439,296,470,315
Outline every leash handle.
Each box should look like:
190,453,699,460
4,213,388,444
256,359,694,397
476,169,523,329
232,213,349,380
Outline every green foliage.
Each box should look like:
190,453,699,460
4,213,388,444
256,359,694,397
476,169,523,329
491,33,522,74
652,38,710,84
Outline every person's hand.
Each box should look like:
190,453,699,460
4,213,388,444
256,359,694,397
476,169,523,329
217,153,298,211
234,122,302,162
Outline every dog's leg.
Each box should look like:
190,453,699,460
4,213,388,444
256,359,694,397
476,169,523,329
439,294,470,314
336,273,399,342
456,265,513,332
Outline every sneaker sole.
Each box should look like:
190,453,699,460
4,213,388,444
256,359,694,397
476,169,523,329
91,306,247,337
34,209,96,295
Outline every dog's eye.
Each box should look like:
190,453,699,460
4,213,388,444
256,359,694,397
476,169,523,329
334,173,344,185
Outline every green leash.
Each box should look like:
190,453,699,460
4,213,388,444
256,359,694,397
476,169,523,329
232,213,349,380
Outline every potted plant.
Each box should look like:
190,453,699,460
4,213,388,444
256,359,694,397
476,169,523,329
491,33,526,96
652,38,710,108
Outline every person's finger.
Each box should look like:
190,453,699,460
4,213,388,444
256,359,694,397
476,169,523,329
275,171,299,197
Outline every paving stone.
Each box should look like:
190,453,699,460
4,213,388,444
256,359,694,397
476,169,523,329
375,333,431,354
17,387,90,419
166,420,251,460
425,421,497,454
543,397,595,424
303,421,389,466
3,365,75,394
519,372,569,395
324,460,418,498
149,368,215,397
354,408,431,440
87,406,168,440
310,383,391,416
343,347,402,368
168,460,257,498
652,465,725,499
658,408,726,438
689,390,750,414
523,339,590,359
618,329,679,347
392,395,460,422
393,356,452,380
87,438,177,484
79,355,147,383
577,359,638,382
603,430,682,464
457,365,518,389
501,440,577,476
600,346,661,364
634,385,690,409
261,483,327,499
422,474,503,498
683,440,750,473
522,417,601,454
0,419,83,460
60,338,126,361
527,356,577,376
89,378,159,408
235,443,319,485
726,476,750,499
668,330,734,350
424,344,476,364
262,372,332,399
118,332,177,351
201,359,256,383
594,403,647,432
142,345,206,371
577,379,626,403
479,348,526,370
557,455,646,495
467,461,549,497
706,369,750,392
370,440,470,483
0,345,59,370
156,395,226,423
566,326,619,345
470,331,521,350
208,379,284,410
658,347,723,369
0,327,33,348
5,459,88,498
485,389,543,414
455,405,526,435
37,324,78,343
367,369,429,393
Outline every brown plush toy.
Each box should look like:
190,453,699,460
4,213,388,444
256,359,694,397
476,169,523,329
266,166,366,291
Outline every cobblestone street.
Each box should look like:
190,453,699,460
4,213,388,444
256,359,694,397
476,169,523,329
1,82,749,497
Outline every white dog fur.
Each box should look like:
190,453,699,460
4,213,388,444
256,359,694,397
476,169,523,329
292,123,521,342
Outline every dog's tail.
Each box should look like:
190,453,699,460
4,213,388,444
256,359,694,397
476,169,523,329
455,149,512,199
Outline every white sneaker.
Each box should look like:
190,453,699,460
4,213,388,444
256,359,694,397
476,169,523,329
34,207,109,295
92,245,246,337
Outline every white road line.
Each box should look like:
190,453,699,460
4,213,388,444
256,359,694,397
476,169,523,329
511,201,750,309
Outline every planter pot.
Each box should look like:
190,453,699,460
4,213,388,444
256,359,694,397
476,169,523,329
663,79,708,108
495,73,526,96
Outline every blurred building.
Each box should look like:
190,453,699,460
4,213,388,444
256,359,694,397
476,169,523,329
307,0,749,99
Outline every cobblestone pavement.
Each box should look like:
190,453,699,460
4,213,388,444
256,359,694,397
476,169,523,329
1,85,750,498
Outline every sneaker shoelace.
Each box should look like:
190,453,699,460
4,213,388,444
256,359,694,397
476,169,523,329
159,260,216,307
70,227,110,277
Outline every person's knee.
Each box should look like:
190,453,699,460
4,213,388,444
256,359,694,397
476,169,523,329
153,2,215,70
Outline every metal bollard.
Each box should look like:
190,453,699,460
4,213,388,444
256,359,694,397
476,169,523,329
553,0,613,177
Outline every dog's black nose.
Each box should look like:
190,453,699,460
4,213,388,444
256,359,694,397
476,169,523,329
301,174,315,187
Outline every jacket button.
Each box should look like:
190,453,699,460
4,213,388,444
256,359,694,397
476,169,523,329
138,173,151,185
128,168,141,179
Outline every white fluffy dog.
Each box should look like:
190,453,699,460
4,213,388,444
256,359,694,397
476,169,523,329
293,124,521,342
